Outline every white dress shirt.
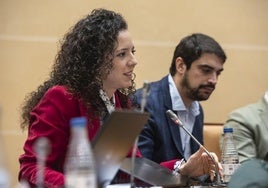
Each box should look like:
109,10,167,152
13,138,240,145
168,74,200,160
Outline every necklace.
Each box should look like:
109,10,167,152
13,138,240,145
99,89,115,114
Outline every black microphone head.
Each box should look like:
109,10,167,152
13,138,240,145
166,110,183,126
142,81,150,96
166,109,177,120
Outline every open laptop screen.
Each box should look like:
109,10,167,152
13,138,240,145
91,109,149,187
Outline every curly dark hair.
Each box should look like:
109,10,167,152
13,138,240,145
20,8,136,130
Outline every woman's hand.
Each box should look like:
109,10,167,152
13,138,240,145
179,146,222,181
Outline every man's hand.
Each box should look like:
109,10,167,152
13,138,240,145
179,146,222,181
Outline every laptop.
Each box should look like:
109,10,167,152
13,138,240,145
91,109,149,187
120,157,188,187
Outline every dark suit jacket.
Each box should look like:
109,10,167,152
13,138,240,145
135,75,204,163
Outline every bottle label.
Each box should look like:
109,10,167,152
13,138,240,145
222,163,240,175
65,174,96,188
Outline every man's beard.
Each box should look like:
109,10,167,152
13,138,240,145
181,73,215,101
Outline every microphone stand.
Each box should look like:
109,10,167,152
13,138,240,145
130,137,139,188
166,110,221,186
33,137,51,188
130,81,150,188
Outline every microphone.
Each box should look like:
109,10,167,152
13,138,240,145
33,137,51,188
140,81,150,113
130,81,150,188
166,110,221,186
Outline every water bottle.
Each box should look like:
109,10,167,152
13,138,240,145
0,156,9,188
221,127,240,184
64,117,97,188
0,113,10,188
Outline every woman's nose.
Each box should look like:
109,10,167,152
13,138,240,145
130,54,138,66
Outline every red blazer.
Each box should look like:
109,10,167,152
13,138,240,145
18,85,177,187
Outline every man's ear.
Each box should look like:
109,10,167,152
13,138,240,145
175,57,186,74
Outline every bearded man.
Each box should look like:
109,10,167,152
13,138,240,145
135,33,226,169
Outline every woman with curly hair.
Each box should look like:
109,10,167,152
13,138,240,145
18,8,138,187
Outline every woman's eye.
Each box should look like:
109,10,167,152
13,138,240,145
117,52,126,57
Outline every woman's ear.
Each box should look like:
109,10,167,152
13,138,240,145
175,57,186,74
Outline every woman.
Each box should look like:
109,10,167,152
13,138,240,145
19,8,220,187
19,8,138,187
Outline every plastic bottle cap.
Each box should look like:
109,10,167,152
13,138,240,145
223,127,233,133
70,117,87,127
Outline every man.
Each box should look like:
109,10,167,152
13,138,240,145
135,33,227,165
222,91,268,163
228,159,268,188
